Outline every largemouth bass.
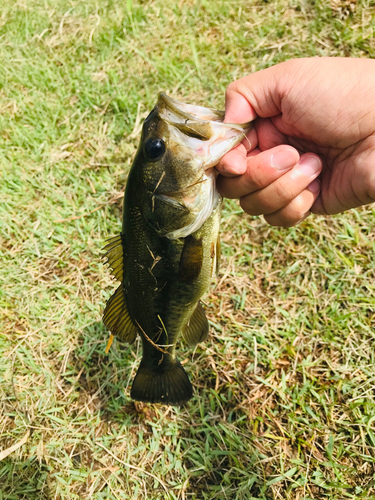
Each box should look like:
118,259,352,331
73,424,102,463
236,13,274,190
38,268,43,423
103,93,251,405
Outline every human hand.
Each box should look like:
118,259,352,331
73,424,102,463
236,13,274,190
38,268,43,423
217,58,375,226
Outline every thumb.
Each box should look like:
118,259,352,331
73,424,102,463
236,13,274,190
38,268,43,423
224,92,256,124
224,61,294,123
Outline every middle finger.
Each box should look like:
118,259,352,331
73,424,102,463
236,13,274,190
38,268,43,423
240,154,323,216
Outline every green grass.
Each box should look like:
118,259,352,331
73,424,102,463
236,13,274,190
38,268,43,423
1,0,375,498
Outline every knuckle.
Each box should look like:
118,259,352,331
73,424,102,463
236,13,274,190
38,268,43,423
264,193,312,226
281,219,300,228
290,194,308,216
265,213,300,228
225,81,239,100
263,215,281,227
240,196,262,216
244,164,265,191
273,181,295,205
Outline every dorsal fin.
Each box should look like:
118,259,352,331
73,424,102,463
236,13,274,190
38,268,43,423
182,302,209,346
102,284,138,343
103,234,125,281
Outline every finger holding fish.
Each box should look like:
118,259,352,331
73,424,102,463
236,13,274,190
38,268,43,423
237,153,322,216
217,145,300,198
216,126,258,177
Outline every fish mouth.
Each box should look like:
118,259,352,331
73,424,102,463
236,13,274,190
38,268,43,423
157,93,252,170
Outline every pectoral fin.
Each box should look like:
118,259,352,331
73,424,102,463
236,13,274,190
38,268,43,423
102,284,137,343
178,235,203,283
103,234,125,281
182,302,209,346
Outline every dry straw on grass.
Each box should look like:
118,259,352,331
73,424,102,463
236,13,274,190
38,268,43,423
1,0,375,499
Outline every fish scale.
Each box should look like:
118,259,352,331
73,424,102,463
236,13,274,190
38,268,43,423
103,93,252,405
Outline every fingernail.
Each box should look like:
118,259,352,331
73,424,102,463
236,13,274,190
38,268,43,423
307,179,320,194
271,150,296,171
298,156,321,177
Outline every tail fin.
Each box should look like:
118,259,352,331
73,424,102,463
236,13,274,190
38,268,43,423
131,357,193,406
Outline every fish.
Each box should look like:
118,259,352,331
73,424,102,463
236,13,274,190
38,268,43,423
102,93,251,406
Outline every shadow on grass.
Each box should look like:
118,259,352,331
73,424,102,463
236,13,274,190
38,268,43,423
72,323,269,498
71,321,140,421
0,457,50,500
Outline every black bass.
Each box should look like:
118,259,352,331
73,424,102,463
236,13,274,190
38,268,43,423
103,93,251,405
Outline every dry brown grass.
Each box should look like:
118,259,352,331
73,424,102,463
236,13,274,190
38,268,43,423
1,0,375,498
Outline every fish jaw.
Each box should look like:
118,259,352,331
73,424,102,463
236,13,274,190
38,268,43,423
158,93,225,122
153,93,252,239
157,92,252,170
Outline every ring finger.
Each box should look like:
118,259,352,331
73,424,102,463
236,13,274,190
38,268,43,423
264,179,321,227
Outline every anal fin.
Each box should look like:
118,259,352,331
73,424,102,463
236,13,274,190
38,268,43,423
182,302,209,346
102,283,138,343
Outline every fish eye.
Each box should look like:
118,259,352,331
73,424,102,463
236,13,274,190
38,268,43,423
144,138,166,161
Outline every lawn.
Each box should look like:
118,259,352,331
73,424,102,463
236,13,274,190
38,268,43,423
0,0,375,498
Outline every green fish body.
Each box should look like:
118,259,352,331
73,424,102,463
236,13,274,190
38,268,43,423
103,94,251,405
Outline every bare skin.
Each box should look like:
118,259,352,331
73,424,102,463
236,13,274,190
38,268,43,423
217,58,375,227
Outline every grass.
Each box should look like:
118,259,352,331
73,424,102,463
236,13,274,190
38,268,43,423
0,0,375,498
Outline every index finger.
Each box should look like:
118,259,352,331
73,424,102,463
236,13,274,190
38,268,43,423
217,145,300,199
217,126,258,177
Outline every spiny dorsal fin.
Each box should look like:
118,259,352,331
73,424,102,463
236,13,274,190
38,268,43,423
102,283,138,343
103,234,125,281
182,302,209,346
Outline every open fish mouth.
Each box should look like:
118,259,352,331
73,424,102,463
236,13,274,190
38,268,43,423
157,93,252,170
